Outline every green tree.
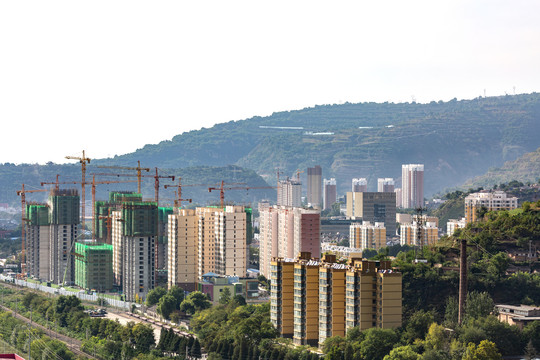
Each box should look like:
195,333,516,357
146,287,167,307
359,328,399,360
402,310,435,343
157,294,177,320
383,345,420,360
219,287,232,305
523,321,540,354
424,323,449,351
231,294,247,307
187,291,212,311
180,299,196,314
465,292,494,321
131,323,156,353
462,340,502,360
487,252,509,279
167,286,185,308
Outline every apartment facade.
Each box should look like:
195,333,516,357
464,191,518,223
400,221,439,246
258,204,320,278
271,253,402,348
401,164,424,209
345,259,402,331
447,218,466,236
277,178,302,207
307,165,322,208
349,221,386,250
167,209,199,291
24,203,50,280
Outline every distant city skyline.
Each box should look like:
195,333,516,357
2,1,540,164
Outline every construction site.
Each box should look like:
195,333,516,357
15,150,267,302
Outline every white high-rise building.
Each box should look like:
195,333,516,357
401,164,424,209
378,178,395,193
352,178,367,192
277,179,302,207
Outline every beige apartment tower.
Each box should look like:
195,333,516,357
168,209,199,291
271,253,402,348
349,222,386,250
400,222,439,246
345,259,402,331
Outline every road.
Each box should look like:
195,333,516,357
104,310,163,341
0,304,96,359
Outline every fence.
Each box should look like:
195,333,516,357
0,275,132,310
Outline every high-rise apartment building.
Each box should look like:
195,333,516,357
112,201,157,302
24,203,50,280
346,192,396,236
168,209,199,291
464,191,518,223
307,165,322,208
345,259,402,331
400,221,438,246
378,178,395,193
258,204,320,277
401,164,424,209
319,256,347,345
349,222,386,250
277,178,302,207
157,207,173,271
270,258,295,338
167,206,250,290
271,253,402,348
352,178,367,192
48,189,79,285
293,253,320,346
323,178,337,211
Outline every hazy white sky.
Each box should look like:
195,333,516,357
1,0,539,164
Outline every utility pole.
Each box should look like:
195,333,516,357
458,239,467,325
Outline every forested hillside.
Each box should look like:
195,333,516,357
95,93,540,196
3,94,540,200
464,147,540,188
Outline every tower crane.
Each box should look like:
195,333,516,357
163,177,222,208
97,160,150,194
295,169,304,181
208,181,276,208
92,167,174,205
41,176,136,241
65,150,91,235
16,184,48,275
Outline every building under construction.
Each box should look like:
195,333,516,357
48,189,79,285
74,242,113,291
112,201,158,302
25,203,50,279
24,189,80,285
